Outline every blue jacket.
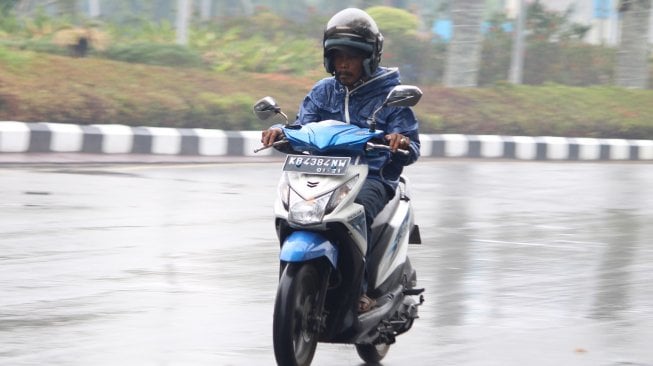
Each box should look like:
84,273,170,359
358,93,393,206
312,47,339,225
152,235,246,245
295,67,420,190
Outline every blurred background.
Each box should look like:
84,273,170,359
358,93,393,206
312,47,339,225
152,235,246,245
0,0,651,138
1,3,652,365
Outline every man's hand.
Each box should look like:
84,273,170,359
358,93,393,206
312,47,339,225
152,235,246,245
261,127,283,147
385,133,410,152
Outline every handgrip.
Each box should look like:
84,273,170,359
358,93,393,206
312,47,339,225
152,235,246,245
254,139,288,153
366,142,409,156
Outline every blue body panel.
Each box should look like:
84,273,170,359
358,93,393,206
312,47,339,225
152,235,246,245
283,121,382,154
280,231,338,268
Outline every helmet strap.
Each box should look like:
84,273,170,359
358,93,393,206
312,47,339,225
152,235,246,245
362,58,374,77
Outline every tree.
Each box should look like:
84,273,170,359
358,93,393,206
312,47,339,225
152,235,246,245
509,0,526,84
175,0,191,45
366,6,426,83
88,0,100,17
443,0,485,87
0,0,19,16
615,0,652,88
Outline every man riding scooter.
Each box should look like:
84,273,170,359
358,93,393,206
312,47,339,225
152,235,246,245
261,7,421,313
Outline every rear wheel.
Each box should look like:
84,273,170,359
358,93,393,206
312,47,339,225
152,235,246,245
355,343,390,364
273,262,325,366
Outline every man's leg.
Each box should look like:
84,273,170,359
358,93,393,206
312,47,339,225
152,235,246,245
354,178,390,312
354,178,391,254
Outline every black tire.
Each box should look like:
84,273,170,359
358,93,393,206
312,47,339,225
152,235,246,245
273,262,325,366
355,343,390,364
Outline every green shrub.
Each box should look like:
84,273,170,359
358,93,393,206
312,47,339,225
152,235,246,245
0,44,32,69
105,18,176,44
0,7,20,35
10,39,69,56
366,6,419,36
102,42,205,68
209,35,320,75
365,6,443,84
187,92,262,130
192,11,323,76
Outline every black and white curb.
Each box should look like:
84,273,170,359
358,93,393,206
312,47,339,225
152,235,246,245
1,121,652,161
420,134,653,160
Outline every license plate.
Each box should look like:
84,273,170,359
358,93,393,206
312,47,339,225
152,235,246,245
282,155,350,175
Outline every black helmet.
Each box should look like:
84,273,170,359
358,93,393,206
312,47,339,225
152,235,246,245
323,8,384,77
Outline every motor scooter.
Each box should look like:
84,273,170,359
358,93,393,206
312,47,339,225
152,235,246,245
254,85,425,366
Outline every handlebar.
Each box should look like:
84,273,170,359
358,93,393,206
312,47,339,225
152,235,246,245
253,139,288,153
365,142,410,156
254,140,408,156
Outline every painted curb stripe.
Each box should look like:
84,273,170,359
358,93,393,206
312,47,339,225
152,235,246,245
179,128,199,155
225,131,244,156
81,125,103,153
27,123,52,153
131,127,152,154
1,122,651,161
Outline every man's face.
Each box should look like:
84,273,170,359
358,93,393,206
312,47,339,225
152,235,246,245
333,49,365,88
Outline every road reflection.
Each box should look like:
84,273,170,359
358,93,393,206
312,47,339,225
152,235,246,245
0,161,651,366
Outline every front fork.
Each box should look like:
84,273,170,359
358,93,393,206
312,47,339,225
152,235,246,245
279,231,338,335
311,262,332,335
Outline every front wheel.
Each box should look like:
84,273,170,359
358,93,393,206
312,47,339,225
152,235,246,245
355,343,390,364
273,262,326,366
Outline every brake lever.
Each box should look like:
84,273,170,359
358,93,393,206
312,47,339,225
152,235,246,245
365,142,409,156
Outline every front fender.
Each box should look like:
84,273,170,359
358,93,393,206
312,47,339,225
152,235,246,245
280,231,338,269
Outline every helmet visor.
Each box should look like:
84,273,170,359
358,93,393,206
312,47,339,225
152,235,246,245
324,38,373,56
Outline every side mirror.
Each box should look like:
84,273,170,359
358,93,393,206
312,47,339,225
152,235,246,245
368,85,422,132
384,85,423,107
253,96,280,120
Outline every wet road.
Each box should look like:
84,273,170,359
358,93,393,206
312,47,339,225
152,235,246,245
1,160,652,366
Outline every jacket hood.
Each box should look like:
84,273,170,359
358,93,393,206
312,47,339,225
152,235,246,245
296,65,419,190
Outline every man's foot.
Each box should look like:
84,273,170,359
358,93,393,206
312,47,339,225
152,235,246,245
358,294,377,313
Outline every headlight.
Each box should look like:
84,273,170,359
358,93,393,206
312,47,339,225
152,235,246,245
326,175,359,214
288,190,332,225
288,175,359,225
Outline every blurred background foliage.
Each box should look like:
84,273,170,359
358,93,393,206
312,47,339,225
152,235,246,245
1,0,643,85
0,0,651,139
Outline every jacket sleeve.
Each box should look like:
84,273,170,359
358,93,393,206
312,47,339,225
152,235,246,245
296,93,322,125
386,106,421,166
296,80,332,125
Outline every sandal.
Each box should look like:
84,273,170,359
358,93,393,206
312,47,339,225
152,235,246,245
358,294,377,313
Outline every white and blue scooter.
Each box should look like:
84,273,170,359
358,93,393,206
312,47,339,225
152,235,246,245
254,85,425,366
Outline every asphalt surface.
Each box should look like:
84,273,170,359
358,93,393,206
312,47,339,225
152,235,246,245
1,159,651,366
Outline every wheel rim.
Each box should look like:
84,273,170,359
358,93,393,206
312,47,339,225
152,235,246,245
291,268,320,364
292,295,312,359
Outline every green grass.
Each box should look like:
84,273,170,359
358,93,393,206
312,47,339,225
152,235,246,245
0,50,652,139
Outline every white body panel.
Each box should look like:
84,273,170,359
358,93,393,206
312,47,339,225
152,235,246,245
373,197,413,286
275,160,414,291
275,164,369,255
